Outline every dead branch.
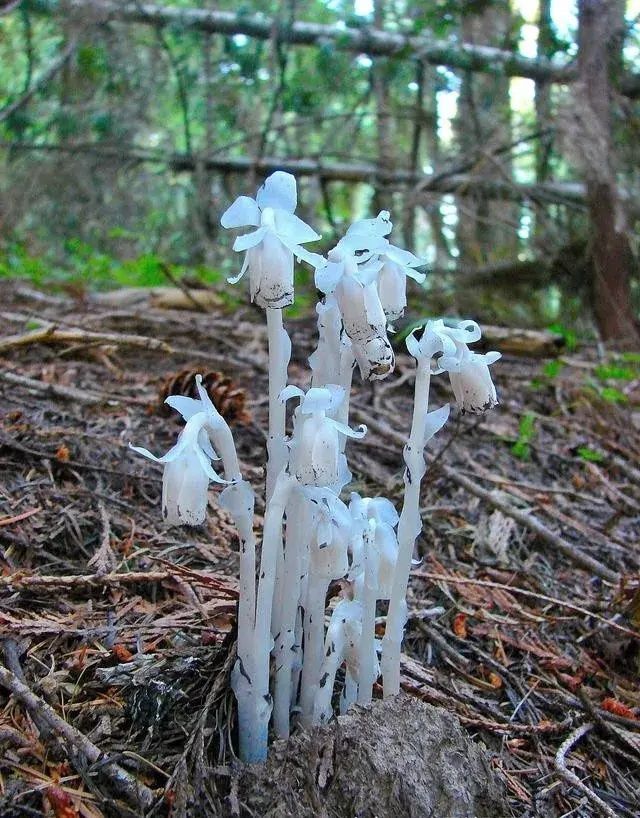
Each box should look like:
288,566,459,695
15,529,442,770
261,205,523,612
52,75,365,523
34,0,640,96
0,663,159,811
0,568,238,596
0,141,592,205
555,723,618,818
0,370,107,405
0,323,172,355
439,463,620,583
0,40,77,124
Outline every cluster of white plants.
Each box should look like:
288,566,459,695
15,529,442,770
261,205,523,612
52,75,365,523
131,172,500,763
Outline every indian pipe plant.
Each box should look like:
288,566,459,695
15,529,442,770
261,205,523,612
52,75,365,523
131,172,500,763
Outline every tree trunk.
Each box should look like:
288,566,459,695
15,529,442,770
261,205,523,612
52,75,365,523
372,0,395,215
455,1,518,265
578,0,639,343
535,0,554,182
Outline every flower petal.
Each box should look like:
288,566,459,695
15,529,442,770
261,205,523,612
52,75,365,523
220,196,261,229
274,210,320,245
164,395,203,421
423,403,450,445
328,419,367,439
256,171,297,213
315,259,345,294
233,225,268,252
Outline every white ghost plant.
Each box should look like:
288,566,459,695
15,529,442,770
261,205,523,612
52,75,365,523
130,174,499,763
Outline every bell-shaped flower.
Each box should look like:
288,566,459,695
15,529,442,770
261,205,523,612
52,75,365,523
220,171,321,309
418,319,501,413
130,411,228,526
377,244,426,321
348,494,400,598
441,346,501,414
316,249,394,381
282,385,366,488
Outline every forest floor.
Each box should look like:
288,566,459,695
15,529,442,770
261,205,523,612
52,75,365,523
0,280,639,818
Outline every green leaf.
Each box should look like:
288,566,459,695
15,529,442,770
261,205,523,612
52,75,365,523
511,412,537,461
542,359,564,379
577,446,604,463
594,364,635,382
600,387,628,404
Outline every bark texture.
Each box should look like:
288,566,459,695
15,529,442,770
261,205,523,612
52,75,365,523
578,0,639,343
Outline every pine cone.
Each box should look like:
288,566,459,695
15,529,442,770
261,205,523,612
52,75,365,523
158,369,251,426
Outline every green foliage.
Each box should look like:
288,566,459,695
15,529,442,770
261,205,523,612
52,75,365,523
542,359,564,380
511,411,537,460
548,323,578,352
594,363,636,382
0,240,224,291
599,386,628,405
576,446,604,463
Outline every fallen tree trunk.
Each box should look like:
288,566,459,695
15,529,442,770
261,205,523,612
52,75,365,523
34,0,640,97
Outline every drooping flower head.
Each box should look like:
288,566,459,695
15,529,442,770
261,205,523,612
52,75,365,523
220,171,321,309
406,318,500,413
347,494,400,598
130,375,230,526
282,384,366,489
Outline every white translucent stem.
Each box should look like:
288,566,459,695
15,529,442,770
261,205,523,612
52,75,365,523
266,308,291,503
313,618,347,724
381,360,431,698
298,576,327,726
340,672,358,714
357,524,377,705
207,417,259,762
272,493,310,737
250,470,294,761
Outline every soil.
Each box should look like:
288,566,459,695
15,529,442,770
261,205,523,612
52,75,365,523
237,694,505,818
0,280,639,818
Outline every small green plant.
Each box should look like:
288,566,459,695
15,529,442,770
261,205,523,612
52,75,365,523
594,363,635,382
577,446,604,463
548,322,578,352
599,386,628,405
511,411,537,460
542,359,564,379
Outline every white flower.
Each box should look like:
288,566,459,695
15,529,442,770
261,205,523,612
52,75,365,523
409,318,501,413
377,244,426,321
441,347,501,413
315,249,394,381
130,411,227,526
220,171,321,309
282,385,366,488
348,494,399,598
130,375,231,526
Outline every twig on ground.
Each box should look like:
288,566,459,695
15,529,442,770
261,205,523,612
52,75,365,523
0,569,238,596
555,722,618,818
0,370,107,405
415,571,640,640
0,663,159,811
353,410,620,583
0,323,173,354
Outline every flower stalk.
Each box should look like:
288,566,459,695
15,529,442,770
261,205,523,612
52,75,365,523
130,173,500,763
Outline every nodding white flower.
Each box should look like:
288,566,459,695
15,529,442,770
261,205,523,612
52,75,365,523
315,249,394,381
282,385,366,488
377,245,426,321
220,171,321,309
431,320,500,413
348,494,400,598
130,375,231,526
334,210,426,321
441,346,501,413
130,411,227,526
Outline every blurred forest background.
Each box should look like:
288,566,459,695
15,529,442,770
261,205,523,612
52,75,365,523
1,0,639,343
